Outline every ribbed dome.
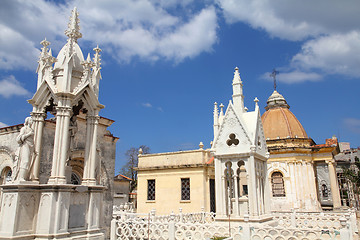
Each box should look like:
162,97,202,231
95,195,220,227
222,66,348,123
261,90,308,140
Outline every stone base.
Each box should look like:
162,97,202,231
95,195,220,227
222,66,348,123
0,183,105,240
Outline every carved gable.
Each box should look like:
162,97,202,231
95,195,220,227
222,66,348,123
213,103,251,155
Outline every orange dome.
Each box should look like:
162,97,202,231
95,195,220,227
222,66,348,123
261,91,308,140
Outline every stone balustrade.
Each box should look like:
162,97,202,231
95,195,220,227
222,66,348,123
111,209,357,240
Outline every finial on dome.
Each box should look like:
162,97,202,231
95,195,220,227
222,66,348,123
265,90,289,110
199,142,204,149
65,7,82,42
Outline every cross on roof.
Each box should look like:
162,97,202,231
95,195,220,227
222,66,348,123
270,69,279,91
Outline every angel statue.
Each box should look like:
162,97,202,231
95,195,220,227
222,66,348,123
13,117,35,182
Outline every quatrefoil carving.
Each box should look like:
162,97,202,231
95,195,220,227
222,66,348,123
226,133,239,146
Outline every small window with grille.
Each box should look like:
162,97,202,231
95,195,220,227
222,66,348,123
271,172,285,197
147,179,155,200
181,178,190,200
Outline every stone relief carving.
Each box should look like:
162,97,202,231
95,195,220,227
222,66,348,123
13,117,35,182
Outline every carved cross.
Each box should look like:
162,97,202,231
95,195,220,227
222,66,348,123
270,69,279,91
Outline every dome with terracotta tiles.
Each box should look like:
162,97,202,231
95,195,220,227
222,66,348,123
261,90,308,140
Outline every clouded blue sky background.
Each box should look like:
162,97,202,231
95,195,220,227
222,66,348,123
1,0,360,174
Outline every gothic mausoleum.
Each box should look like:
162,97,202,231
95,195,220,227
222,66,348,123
0,8,117,239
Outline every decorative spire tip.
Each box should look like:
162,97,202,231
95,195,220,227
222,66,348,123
65,7,82,41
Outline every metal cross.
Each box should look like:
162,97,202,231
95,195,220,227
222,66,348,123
270,69,279,91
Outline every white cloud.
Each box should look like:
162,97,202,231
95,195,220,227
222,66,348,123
0,122,8,128
159,7,218,62
0,0,218,69
217,0,360,41
142,103,164,112
0,1,67,70
344,118,360,134
217,0,360,82
292,32,360,77
0,24,40,70
142,103,153,108
0,75,31,98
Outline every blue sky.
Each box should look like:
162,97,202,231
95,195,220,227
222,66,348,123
1,0,360,174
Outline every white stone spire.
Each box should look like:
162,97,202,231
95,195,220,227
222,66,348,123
92,45,102,96
65,7,82,42
36,38,56,89
232,67,244,113
213,102,219,139
80,53,94,86
219,103,224,125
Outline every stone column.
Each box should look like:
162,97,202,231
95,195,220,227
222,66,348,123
295,161,304,208
288,161,298,209
221,175,227,216
256,176,261,215
30,111,46,181
49,103,72,184
306,160,320,210
233,175,239,216
327,160,342,209
264,165,271,214
83,113,99,185
248,154,258,216
214,158,224,216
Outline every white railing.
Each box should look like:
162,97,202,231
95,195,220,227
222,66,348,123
250,227,341,240
111,210,356,240
272,208,358,232
113,207,215,224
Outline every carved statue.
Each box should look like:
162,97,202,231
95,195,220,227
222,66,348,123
13,117,35,181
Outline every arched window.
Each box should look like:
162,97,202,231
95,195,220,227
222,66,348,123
271,172,285,197
5,169,12,183
224,162,234,198
1,167,12,185
237,161,248,196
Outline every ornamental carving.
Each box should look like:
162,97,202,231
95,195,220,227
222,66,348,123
226,133,239,146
